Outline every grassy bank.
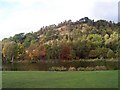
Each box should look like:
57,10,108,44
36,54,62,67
2,70,118,88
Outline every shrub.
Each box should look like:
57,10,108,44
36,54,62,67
60,66,67,71
85,67,94,71
68,67,76,71
49,66,67,71
77,67,85,71
77,66,107,71
95,66,107,70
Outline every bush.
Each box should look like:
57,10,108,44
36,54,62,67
77,67,94,71
95,66,107,70
77,66,107,71
69,60,118,70
48,60,118,71
85,67,94,71
77,67,85,71
68,67,76,71
49,66,67,71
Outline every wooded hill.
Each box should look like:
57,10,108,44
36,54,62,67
2,17,120,62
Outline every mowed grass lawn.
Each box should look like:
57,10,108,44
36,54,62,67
2,70,118,88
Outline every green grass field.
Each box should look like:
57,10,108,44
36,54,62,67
2,71,118,88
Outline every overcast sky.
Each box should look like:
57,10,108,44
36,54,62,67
0,0,119,40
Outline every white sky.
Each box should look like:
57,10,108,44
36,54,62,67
0,0,119,40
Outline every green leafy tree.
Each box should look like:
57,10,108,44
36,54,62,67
16,43,25,60
12,33,25,43
107,49,115,58
105,32,118,51
87,34,103,47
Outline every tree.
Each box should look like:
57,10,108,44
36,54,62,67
23,33,37,48
27,43,38,61
89,50,99,59
16,43,25,60
88,47,109,59
12,33,25,43
104,34,109,40
38,44,46,60
107,49,115,58
46,42,60,60
2,41,17,62
105,32,118,51
60,42,72,60
87,34,103,48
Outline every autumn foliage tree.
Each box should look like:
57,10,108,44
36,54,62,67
38,44,46,60
60,42,72,60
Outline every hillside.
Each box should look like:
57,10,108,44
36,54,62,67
2,17,120,62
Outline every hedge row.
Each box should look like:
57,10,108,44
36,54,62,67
56,59,119,70
49,66,108,71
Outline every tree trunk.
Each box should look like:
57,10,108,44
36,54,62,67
11,56,14,63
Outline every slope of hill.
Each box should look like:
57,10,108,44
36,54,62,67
2,17,120,62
